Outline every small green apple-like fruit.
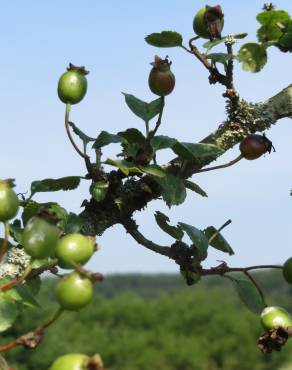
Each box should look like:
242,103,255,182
90,181,109,203
56,233,94,269
193,6,224,39
260,306,292,331
49,353,89,370
58,64,88,105
283,257,292,284
0,179,19,222
148,56,175,96
22,217,60,259
56,272,94,311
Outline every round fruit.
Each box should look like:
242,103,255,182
0,180,19,222
283,257,292,284
58,64,88,104
49,353,89,370
260,306,292,331
56,272,94,310
22,217,60,259
90,181,109,203
239,134,274,160
193,6,224,39
148,56,175,96
56,233,94,269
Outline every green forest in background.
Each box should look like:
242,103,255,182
2,270,292,370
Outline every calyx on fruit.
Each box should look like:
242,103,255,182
49,353,104,370
0,179,19,222
260,306,292,331
148,55,175,96
193,5,224,40
239,133,275,160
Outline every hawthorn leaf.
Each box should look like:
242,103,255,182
104,159,143,176
173,142,223,162
145,31,183,47
257,10,290,43
30,176,81,198
237,43,267,73
203,226,234,255
184,180,208,197
0,294,18,332
68,121,95,147
150,135,177,152
155,211,184,240
92,131,123,149
153,174,186,207
123,93,162,122
178,222,208,259
232,277,265,314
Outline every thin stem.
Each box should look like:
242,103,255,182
145,120,150,137
65,104,87,159
0,223,9,261
195,154,243,174
150,97,165,138
208,219,232,244
0,308,63,353
0,264,32,292
244,270,267,307
201,264,283,276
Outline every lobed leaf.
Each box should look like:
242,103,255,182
153,174,186,207
237,43,267,73
30,176,81,198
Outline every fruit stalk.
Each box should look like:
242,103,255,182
149,96,165,138
195,154,243,174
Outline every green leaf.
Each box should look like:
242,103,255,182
232,277,265,314
92,131,123,149
257,10,290,43
139,164,166,177
207,53,236,65
145,31,183,47
21,200,67,226
122,93,162,122
237,43,267,73
30,257,56,270
5,284,41,309
203,38,225,50
153,174,186,207
203,226,234,255
104,159,143,176
178,222,208,259
60,212,85,234
173,142,224,162
68,121,95,147
155,211,183,240
184,180,208,197
8,219,22,244
26,276,42,296
278,23,292,48
0,294,18,332
118,128,145,145
30,176,81,198
150,135,177,152
233,33,248,39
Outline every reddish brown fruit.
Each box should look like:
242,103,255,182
239,134,274,160
148,56,175,96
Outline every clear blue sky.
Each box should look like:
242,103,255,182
1,1,292,273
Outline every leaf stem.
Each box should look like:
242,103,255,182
149,97,165,138
0,223,10,261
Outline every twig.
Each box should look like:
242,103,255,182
0,308,63,353
200,264,283,276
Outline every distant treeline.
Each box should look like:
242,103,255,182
2,270,292,370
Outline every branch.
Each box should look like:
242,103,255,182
0,308,63,353
200,263,283,276
80,84,292,236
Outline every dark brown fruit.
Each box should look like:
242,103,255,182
239,134,274,160
148,56,175,96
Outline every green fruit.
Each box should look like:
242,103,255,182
260,306,292,331
22,217,60,259
56,233,94,269
148,56,175,97
49,353,89,370
0,180,19,222
283,257,292,284
58,64,88,104
56,272,94,310
193,7,224,39
90,181,109,203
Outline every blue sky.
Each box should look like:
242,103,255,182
1,1,292,274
